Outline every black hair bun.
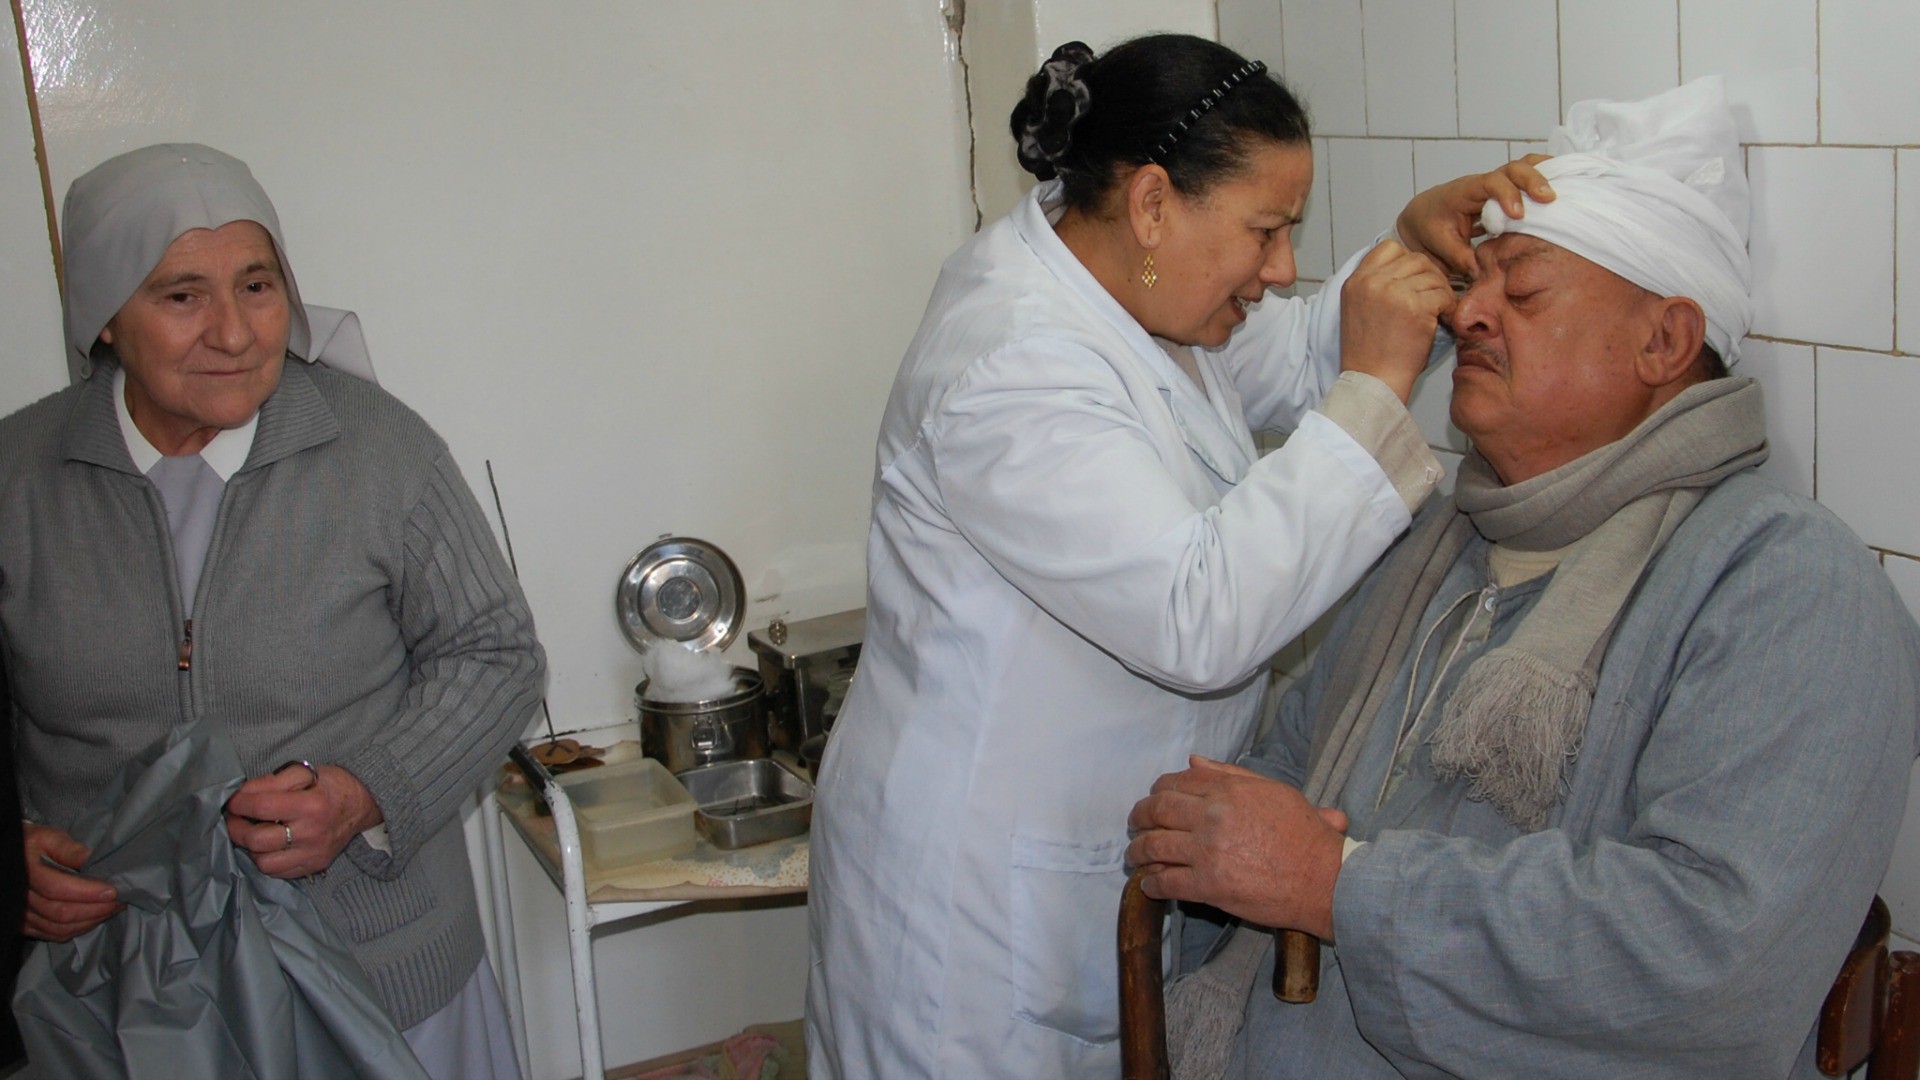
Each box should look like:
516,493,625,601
1011,40,1096,180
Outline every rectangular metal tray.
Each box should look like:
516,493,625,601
676,758,814,850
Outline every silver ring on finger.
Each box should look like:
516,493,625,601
281,822,294,851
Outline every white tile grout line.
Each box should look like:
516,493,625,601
1359,0,1371,135
1815,0,1824,146
1451,0,1461,139
1750,335,1914,360
1671,0,1681,87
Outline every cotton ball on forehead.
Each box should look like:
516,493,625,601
640,641,740,703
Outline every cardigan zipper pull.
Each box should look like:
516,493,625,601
177,619,193,672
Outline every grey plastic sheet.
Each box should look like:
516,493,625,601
13,718,428,1079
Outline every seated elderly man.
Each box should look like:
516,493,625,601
1126,78,1920,1078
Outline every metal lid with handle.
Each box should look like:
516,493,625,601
614,537,746,654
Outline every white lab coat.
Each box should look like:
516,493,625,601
805,180,1414,1078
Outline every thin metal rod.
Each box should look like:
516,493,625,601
485,459,556,742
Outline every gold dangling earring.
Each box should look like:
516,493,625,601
1140,252,1158,289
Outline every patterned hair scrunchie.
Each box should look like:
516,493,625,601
1020,41,1095,174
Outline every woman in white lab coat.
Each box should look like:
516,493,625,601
806,34,1543,1078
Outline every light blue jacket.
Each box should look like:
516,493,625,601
1231,469,1920,1078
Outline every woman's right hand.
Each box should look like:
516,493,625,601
1337,239,1455,404
23,821,122,941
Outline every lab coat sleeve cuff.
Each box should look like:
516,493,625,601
1313,372,1444,514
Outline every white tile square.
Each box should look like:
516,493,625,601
1559,0,1679,109
1326,137,1414,266
1412,140,1515,195
1408,354,1469,453
1736,339,1814,498
1362,0,1456,137
1877,557,1920,936
1901,150,1920,355
1455,0,1561,139
1880,553,1920,935
1749,147,1894,351
1678,0,1816,144
1296,137,1336,282
1815,347,1920,554
1884,555,1920,628
1509,140,1551,159
1219,0,1285,69
1882,754,1920,935
1281,0,1367,136
1821,2,1920,146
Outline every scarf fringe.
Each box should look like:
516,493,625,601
1429,647,1593,831
1165,928,1268,1080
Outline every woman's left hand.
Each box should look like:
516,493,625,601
1397,155,1555,278
224,763,382,879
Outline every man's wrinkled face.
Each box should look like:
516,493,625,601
1445,234,1666,485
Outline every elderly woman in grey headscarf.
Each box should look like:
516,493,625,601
0,144,546,1078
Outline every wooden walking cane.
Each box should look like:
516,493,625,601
1118,870,1318,1080
1119,868,1170,1080
1275,930,1320,1003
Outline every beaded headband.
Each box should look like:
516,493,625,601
1147,60,1268,164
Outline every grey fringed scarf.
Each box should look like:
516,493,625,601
1312,375,1767,829
1166,376,1768,1078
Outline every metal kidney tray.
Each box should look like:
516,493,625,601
675,758,814,850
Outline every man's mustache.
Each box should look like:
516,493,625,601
1454,341,1506,374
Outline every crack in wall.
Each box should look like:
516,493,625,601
944,0,982,231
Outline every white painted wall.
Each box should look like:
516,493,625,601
1217,0,1920,964
964,0,1216,223
3,1,972,1075
0,12,62,417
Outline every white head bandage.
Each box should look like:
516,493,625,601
1480,77,1752,364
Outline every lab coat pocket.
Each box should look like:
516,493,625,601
1008,831,1129,1045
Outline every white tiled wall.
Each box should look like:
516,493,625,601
1559,0,1679,107
1410,139,1512,197
1679,0,1817,144
1454,0,1559,139
1217,0,1920,946
1749,146,1895,351
1900,150,1920,356
1361,0,1456,137
1820,2,1920,146
1325,137,1413,263
1279,0,1366,136
1817,348,1920,554
1296,137,1336,281
1737,339,1815,498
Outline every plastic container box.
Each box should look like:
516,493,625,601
553,757,697,870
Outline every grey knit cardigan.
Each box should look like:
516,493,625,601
0,360,547,1028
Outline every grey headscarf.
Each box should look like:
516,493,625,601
59,143,374,384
